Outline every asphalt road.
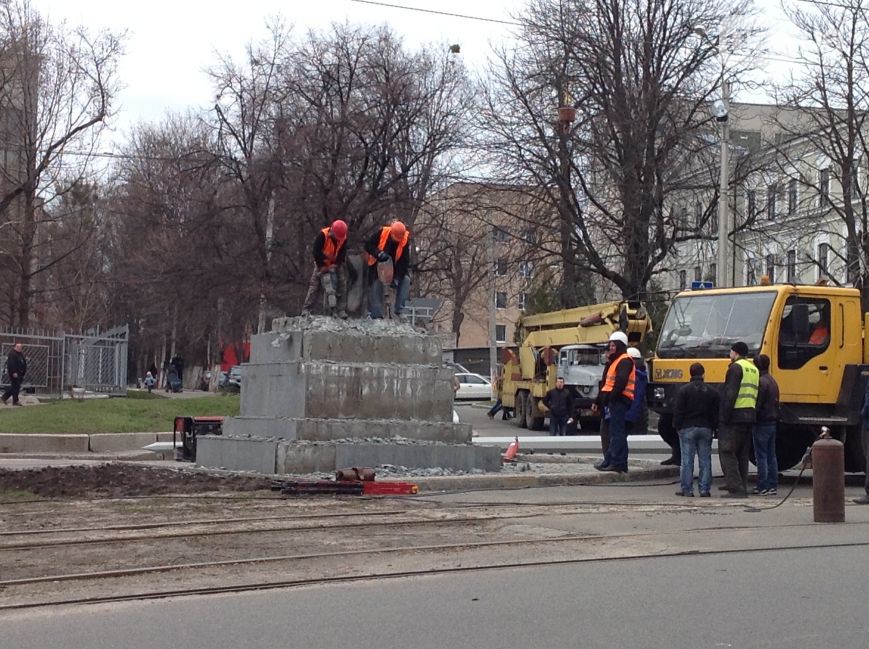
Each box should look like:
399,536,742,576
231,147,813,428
3,543,866,649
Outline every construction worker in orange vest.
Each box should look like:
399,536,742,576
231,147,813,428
594,330,636,473
301,219,349,318
364,220,411,319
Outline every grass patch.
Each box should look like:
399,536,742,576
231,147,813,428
0,394,240,434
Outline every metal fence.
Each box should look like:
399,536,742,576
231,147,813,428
0,324,129,396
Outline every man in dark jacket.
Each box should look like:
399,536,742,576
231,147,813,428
673,362,719,497
2,343,27,406
364,220,411,319
594,331,636,473
718,341,758,498
543,377,574,436
752,354,780,496
625,347,648,434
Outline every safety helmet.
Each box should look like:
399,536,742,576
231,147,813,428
330,219,348,240
389,220,407,241
609,331,629,346
626,347,642,359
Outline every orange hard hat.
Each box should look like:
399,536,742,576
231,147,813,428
330,219,348,240
389,220,406,241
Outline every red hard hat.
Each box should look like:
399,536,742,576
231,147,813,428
390,220,406,241
330,219,348,240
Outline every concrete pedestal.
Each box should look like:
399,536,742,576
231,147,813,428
196,316,500,475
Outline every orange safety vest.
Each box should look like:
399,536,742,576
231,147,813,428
320,226,346,268
367,226,410,266
808,324,828,345
601,352,636,401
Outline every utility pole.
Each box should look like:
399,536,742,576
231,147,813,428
488,227,498,383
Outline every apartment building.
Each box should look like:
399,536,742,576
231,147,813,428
666,102,855,292
415,182,559,374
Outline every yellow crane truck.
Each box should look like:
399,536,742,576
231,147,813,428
501,301,652,430
647,283,867,472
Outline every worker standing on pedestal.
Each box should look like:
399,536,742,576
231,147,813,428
301,220,349,318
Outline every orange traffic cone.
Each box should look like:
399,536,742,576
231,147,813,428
502,436,519,463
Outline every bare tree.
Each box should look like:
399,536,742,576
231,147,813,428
771,0,869,304
480,0,763,303
0,0,122,326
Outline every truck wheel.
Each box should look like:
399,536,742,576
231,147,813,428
526,393,545,431
515,391,528,429
775,426,816,471
844,425,866,473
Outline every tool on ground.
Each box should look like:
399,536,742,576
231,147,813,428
273,469,419,497
173,416,224,461
502,436,519,463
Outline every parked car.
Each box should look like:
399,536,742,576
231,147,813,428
445,361,471,374
454,372,492,400
219,366,242,392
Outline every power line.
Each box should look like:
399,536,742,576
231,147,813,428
348,0,519,26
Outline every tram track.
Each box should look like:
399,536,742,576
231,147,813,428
0,499,760,551
4,536,868,612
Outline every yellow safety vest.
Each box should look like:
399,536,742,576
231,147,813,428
733,358,759,410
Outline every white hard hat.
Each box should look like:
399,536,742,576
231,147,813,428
609,331,628,346
627,347,642,359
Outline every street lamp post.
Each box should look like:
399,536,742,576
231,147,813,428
695,25,732,288
716,80,731,288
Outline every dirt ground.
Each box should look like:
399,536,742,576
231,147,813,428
0,463,274,499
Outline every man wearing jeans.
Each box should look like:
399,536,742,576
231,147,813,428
543,377,574,436
752,354,780,496
672,362,719,497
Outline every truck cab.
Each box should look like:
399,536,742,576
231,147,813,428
648,284,867,471
557,344,606,411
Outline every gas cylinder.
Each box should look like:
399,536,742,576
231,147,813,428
812,437,845,523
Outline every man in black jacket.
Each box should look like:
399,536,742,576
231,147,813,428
752,354,780,495
673,363,719,497
543,377,574,436
2,343,27,406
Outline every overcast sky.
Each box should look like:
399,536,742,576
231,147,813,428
30,0,795,147
30,0,525,141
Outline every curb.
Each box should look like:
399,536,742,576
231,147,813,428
411,463,678,492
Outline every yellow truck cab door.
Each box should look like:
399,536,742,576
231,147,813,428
772,292,861,402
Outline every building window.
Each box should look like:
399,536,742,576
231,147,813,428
518,292,527,310
788,179,797,215
494,258,507,277
767,184,778,220
818,242,830,278
746,189,756,218
694,201,703,228
519,261,533,279
819,168,830,205
495,324,507,343
766,254,776,283
493,226,509,243
786,249,796,283
495,291,507,309
678,270,686,290
709,263,717,284
522,228,538,244
694,266,702,282
746,259,756,286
